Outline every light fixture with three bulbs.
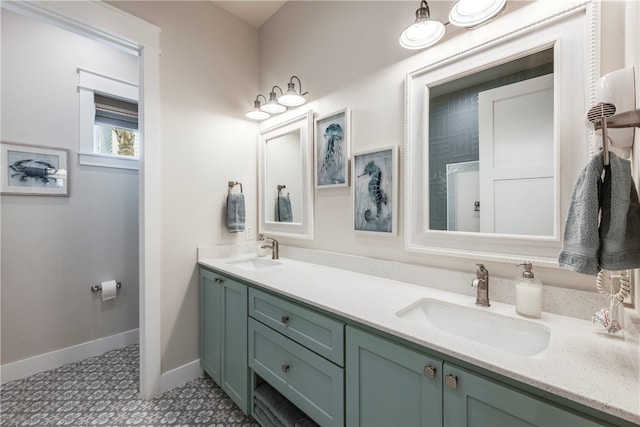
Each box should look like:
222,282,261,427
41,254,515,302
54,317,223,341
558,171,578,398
399,0,507,50
246,75,308,121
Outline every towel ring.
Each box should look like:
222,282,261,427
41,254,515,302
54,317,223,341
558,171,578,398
228,181,243,193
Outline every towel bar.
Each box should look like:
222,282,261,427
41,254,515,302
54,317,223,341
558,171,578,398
91,282,122,293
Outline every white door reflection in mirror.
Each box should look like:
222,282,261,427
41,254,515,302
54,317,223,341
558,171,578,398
478,74,554,235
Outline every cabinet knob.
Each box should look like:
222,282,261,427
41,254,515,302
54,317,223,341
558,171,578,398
281,315,290,324
445,374,458,389
423,365,437,379
281,364,290,373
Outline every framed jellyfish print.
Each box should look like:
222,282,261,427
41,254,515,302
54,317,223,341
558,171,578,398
352,145,398,235
314,108,350,188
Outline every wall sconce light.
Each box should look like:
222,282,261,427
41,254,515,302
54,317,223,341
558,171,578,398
246,76,309,120
399,1,445,50
449,0,507,28
278,76,308,107
261,86,287,114
400,0,507,50
246,94,270,120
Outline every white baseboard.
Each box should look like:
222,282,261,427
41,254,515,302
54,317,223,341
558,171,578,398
160,359,202,393
1,329,139,384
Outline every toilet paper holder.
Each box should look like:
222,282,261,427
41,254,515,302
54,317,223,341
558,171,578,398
91,281,122,293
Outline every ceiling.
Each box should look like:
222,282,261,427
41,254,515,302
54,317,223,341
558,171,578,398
212,1,287,28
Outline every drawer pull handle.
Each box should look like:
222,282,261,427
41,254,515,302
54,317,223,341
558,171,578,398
281,315,290,324
281,364,290,373
215,278,224,284
445,374,458,389
423,365,436,379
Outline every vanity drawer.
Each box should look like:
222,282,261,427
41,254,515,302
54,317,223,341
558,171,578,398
249,318,344,427
249,288,344,366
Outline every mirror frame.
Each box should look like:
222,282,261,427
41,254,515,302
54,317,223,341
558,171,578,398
259,110,315,239
405,1,599,266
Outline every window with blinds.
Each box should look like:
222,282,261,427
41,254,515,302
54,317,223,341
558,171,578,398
94,94,139,158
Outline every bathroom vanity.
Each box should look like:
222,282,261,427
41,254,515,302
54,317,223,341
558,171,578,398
198,251,639,427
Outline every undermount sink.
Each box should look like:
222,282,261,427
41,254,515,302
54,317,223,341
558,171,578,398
396,298,550,356
227,258,281,271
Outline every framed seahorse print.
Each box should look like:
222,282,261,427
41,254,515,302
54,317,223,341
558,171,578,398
352,145,398,235
314,108,350,189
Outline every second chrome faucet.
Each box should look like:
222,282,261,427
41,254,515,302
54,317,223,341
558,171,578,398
261,236,279,260
471,263,490,307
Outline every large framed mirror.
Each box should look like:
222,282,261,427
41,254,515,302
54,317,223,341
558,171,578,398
259,110,314,239
405,1,598,266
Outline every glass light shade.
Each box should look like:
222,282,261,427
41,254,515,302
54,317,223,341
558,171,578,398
278,82,306,107
449,0,507,28
246,100,270,120
399,19,445,49
261,93,287,114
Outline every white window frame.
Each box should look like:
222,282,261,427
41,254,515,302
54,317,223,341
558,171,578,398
78,68,139,170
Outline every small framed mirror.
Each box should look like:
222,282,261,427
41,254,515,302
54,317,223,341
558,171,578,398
405,1,598,265
259,111,314,239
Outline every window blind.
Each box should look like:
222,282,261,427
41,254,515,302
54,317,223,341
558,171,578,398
94,94,138,131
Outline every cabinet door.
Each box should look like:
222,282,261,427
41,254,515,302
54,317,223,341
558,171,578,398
443,363,607,427
200,268,221,383
220,275,249,414
346,326,443,427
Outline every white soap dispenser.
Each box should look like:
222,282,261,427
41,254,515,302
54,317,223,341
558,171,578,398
515,262,542,318
257,234,267,257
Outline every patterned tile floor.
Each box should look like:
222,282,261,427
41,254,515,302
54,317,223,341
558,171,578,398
0,344,258,426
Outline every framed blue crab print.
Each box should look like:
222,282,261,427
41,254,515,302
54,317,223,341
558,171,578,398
1,141,70,196
352,145,398,235
315,108,350,188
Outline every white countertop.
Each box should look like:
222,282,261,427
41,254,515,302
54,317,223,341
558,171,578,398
198,253,640,424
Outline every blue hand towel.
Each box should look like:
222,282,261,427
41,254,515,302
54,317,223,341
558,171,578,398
276,194,293,222
559,151,640,274
226,192,245,233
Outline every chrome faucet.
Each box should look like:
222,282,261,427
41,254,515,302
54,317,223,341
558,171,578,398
471,263,490,307
261,237,279,260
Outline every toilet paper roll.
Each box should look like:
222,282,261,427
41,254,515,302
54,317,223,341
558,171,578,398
101,280,118,301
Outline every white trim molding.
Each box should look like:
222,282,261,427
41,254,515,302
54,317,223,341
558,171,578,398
0,329,139,384
160,359,202,394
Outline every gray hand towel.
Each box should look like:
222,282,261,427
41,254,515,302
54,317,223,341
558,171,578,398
559,151,640,274
226,192,245,233
254,401,285,427
599,152,640,271
254,382,308,427
276,194,293,222
558,152,603,274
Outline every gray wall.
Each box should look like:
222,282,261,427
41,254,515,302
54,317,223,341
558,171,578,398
1,10,139,364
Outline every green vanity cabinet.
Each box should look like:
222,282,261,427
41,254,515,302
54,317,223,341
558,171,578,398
442,363,606,427
345,326,443,427
346,326,610,427
199,267,249,414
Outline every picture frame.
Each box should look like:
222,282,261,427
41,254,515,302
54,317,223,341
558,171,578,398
314,108,350,188
352,145,397,235
1,141,70,196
